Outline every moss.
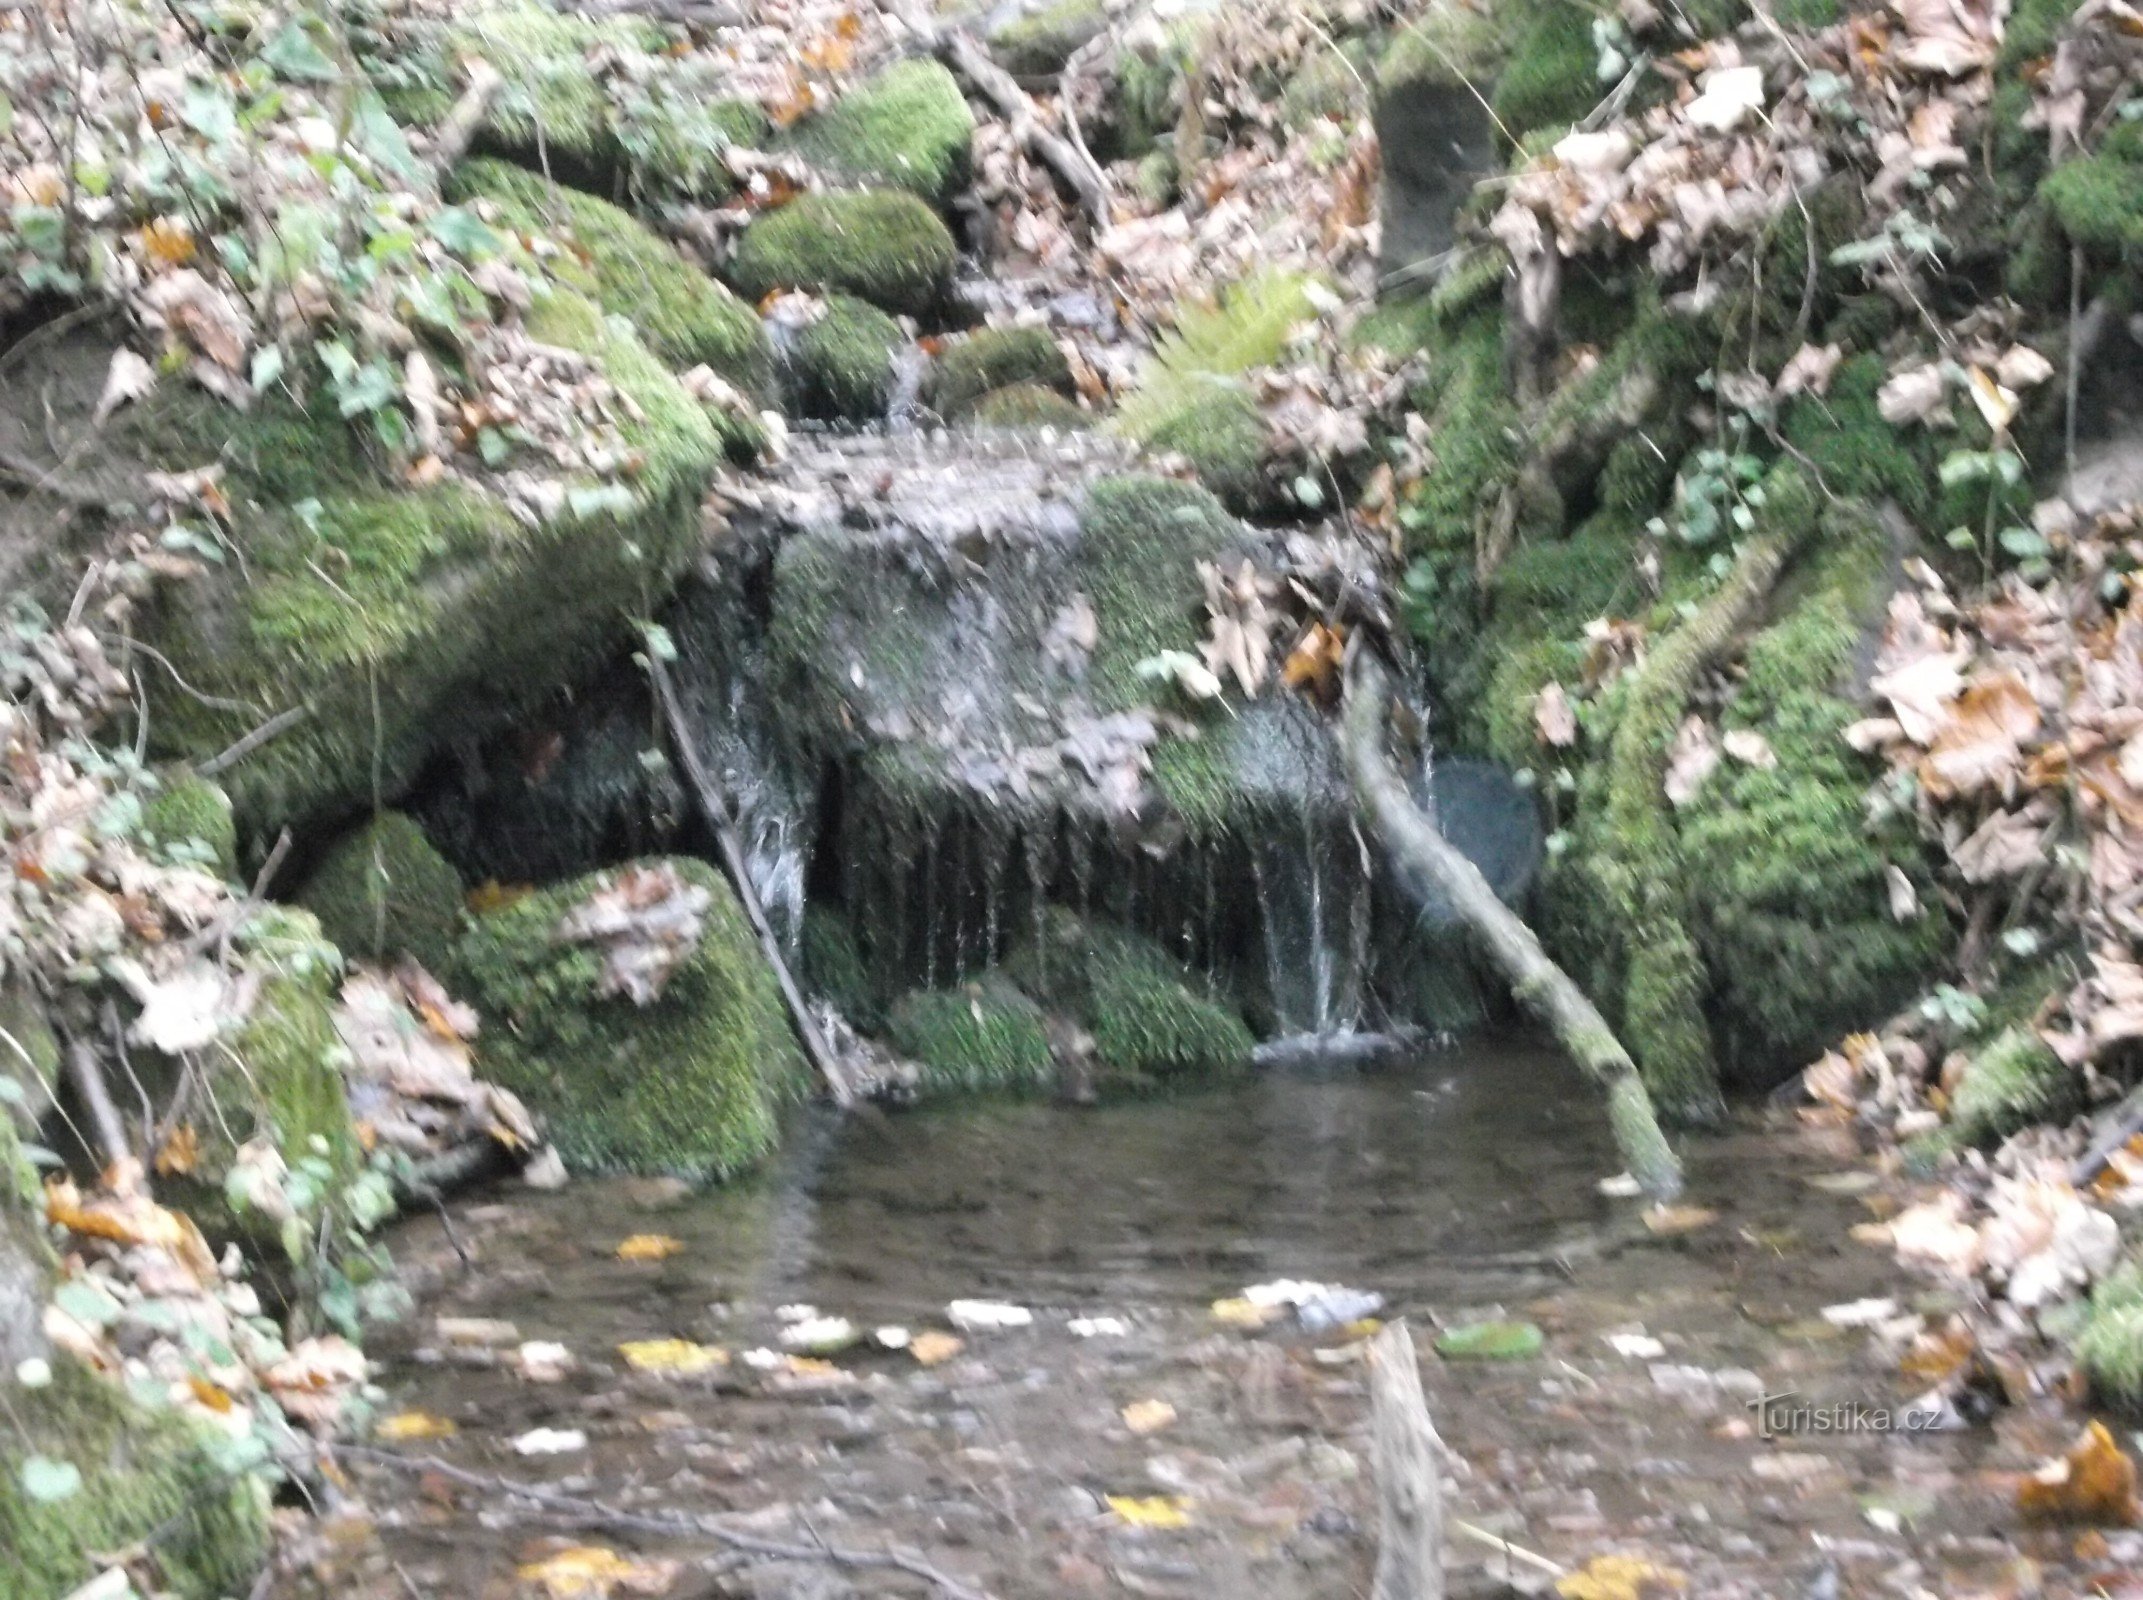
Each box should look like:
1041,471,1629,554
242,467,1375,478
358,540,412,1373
1107,23,1197,158
964,382,1090,430
930,326,1072,417
1946,1024,2075,1145
1134,379,1268,511
1079,474,1243,712
217,907,362,1184
296,811,463,974
0,1358,271,1600
803,905,882,1031
1490,0,1600,145
2002,0,2084,66
448,159,772,395
1009,909,1252,1087
1283,39,1371,127
887,976,1055,1095
141,771,236,878
2040,133,2143,255
449,858,803,1177
0,978,57,1134
136,288,720,833
2078,1257,2143,1410
787,293,903,421
726,190,956,318
991,0,1109,78
784,59,974,204
1376,0,1505,99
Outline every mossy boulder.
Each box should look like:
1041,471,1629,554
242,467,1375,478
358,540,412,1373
726,191,957,318
1136,379,1268,511
782,59,974,205
887,975,1055,1095
135,289,721,835
449,858,804,1177
802,905,882,1031
296,811,464,975
1010,909,1252,1086
2039,122,2143,255
386,2,765,203
990,0,1110,78
141,771,237,878
929,326,1072,417
785,294,904,421
1946,1023,2076,1146
1488,0,1600,143
964,382,1090,430
448,159,773,398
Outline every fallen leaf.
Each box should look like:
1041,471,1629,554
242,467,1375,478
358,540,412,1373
92,350,158,425
1643,1204,1721,1236
376,1410,458,1442
1684,64,1765,132
614,1234,684,1263
1106,1494,1192,1530
1556,1553,1687,1599
1878,363,1949,426
152,1123,198,1177
617,1339,727,1376
909,1330,964,1367
1210,1296,1284,1329
1122,1398,1177,1435
1775,342,1842,399
2019,1421,2139,1526
1664,715,1719,807
557,864,711,1006
516,1545,682,1599
1536,682,1578,747
1435,1320,1546,1360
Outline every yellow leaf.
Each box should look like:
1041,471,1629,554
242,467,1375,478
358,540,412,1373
1106,1494,1192,1530
1121,1398,1177,1435
1210,1297,1282,1329
617,1339,727,1376
377,1410,457,1441
468,880,533,914
516,1545,680,1598
1641,1204,1719,1236
2018,1420,2140,1526
909,1331,964,1367
1555,1553,1687,1600
1967,365,2018,433
153,1123,199,1177
614,1234,684,1263
139,217,196,266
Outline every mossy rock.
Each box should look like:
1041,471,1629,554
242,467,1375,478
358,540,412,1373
2078,1256,2143,1411
782,59,974,205
449,858,804,1177
1103,18,1201,158
887,975,1055,1095
929,326,1072,417
964,382,1091,431
387,2,765,204
0,1354,271,1600
1136,379,1268,511
802,904,882,1031
785,294,904,421
448,159,773,400
1009,908,1252,1087
135,288,721,834
1489,0,1605,145
2039,124,2143,255
1946,1023,2076,1146
726,191,956,318
141,771,237,878
296,811,464,974
1375,0,1506,99
989,0,1110,78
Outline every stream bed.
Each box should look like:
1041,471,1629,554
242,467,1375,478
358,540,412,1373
349,1038,2134,1599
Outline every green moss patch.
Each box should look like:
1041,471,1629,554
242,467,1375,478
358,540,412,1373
787,294,903,421
887,976,1055,1095
964,382,1090,430
991,0,1110,78
449,858,804,1177
2079,1257,2143,1410
726,191,956,318
141,771,237,878
783,59,974,205
929,326,1071,417
1137,380,1269,511
296,811,463,974
136,288,720,833
449,158,771,394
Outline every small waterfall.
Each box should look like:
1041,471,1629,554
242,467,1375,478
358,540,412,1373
885,343,929,432
1252,806,1370,1036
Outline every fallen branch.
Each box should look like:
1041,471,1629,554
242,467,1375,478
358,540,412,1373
1368,1320,1445,1600
63,1032,133,1170
342,1447,991,1600
198,701,311,777
1342,651,1683,1197
430,58,504,172
646,652,854,1108
939,31,1109,229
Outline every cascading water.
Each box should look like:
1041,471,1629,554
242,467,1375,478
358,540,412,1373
1250,805,1372,1036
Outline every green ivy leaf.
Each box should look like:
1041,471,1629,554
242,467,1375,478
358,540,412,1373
20,1455,83,1503
260,19,339,84
426,206,502,261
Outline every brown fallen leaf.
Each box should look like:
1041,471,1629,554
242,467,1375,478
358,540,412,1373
516,1545,682,1599
909,1330,964,1367
614,1234,684,1263
1122,1398,1177,1435
2019,1421,2140,1526
377,1410,459,1442
1642,1204,1720,1236
617,1339,727,1376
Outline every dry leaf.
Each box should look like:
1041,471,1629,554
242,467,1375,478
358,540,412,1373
1775,342,1842,399
1877,363,1949,426
2018,1421,2139,1526
1556,1553,1687,1599
516,1546,682,1599
1536,682,1578,747
1105,1494,1192,1530
1664,715,1719,807
909,1330,964,1367
92,350,158,426
1721,728,1776,769
377,1410,458,1441
617,1339,727,1376
614,1234,684,1263
152,1123,198,1177
557,864,711,1005
1122,1398,1177,1435
1642,1204,1720,1236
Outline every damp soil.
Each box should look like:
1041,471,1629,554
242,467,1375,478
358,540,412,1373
353,1037,2133,1599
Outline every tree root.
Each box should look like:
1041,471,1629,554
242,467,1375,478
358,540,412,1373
341,1447,994,1600
1342,651,1683,1197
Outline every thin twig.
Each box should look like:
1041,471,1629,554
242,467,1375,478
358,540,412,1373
199,702,313,777
342,1448,994,1600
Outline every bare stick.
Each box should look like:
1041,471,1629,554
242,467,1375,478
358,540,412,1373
1341,652,1683,1197
199,702,311,777
939,31,1109,229
646,652,854,1107
430,59,504,172
64,1034,133,1170
341,1447,991,1600
1368,1320,1445,1600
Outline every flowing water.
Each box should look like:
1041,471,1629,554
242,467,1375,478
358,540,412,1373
351,1039,2131,1600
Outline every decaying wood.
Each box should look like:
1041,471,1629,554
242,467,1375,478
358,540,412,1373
647,653,855,1108
1341,651,1683,1197
344,1446,993,1600
63,1034,132,1171
939,31,1110,228
431,59,505,173
1368,1320,1445,1600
